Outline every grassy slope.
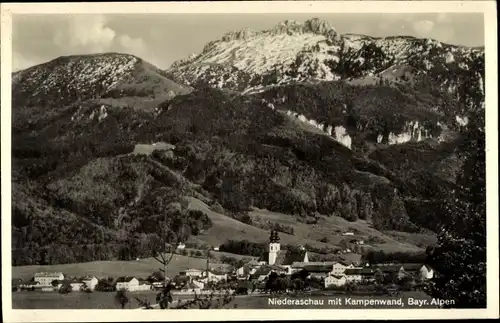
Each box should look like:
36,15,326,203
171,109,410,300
186,197,428,254
249,207,428,253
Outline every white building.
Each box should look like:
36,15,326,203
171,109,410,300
401,264,435,280
81,276,99,291
420,265,434,280
177,243,186,250
33,272,64,286
236,259,260,278
115,277,151,291
116,277,139,291
330,262,356,276
249,265,287,282
268,230,281,266
57,280,84,291
344,268,376,283
191,279,205,289
204,270,227,283
185,268,204,278
152,281,165,289
325,275,347,288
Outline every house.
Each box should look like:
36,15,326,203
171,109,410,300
420,265,434,280
374,264,406,281
250,265,287,281
302,264,334,279
185,268,204,278
402,264,434,280
325,275,347,288
177,243,186,250
116,276,152,291
81,276,99,291
235,265,256,279
330,261,356,276
213,246,220,251
342,232,354,236
344,268,376,283
291,261,335,274
57,279,85,291
236,259,261,278
116,276,140,291
191,279,205,289
135,280,153,291
260,229,309,273
205,269,228,283
349,239,364,245
152,281,165,289
33,272,65,286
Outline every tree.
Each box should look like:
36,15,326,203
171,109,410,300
58,282,72,294
156,284,174,309
427,111,486,308
115,289,129,309
374,271,384,285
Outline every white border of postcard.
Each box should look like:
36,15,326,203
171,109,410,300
1,1,499,321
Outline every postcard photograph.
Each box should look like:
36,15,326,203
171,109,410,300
1,1,498,321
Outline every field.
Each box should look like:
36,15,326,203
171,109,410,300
12,253,231,281
11,291,158,309
12,290,437,309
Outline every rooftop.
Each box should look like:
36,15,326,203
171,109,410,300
345,268,376,276
116,276,137,283
402,263,426,271
260,249,308,266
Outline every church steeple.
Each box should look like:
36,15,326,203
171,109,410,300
268,228,281,265
270,229,280,243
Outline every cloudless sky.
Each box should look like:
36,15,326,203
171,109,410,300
12,13,484,71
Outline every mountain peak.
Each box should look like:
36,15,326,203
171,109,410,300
12,52,190,113
216,18,341,43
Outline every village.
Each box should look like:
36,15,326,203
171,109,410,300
12,230,434,300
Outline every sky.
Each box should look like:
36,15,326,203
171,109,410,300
12,13,484,72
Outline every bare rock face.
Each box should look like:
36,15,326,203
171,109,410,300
166,17,484,104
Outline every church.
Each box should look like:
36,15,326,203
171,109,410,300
260,229,309,274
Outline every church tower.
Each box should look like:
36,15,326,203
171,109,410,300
268,229,281,265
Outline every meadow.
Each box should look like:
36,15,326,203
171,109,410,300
11,253,232,281
11,291,159,309
187,197,431,255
